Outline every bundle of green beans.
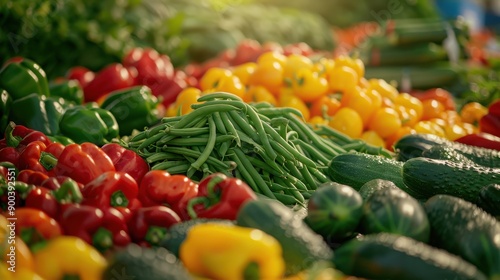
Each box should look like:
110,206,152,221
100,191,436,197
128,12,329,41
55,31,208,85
126,92,392,206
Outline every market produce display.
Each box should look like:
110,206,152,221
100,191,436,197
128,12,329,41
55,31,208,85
2,2,500,278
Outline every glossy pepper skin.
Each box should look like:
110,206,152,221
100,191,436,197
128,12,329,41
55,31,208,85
83,63,136,102
455,132,500,151
9,93,65,136
101,143,149,184
17,141,64,175
480,99,500,138
0,90,11,134
60,204,131,252
128,206,181,246
59,105,119,145
25,177,83,220
82,171,140,209
52,142,115,185
180,223,285,280
48,79,84,104
33,236,108,280
138,170,198,220
12,208,63,247
187,173,257,220
0,123,52,167
101,85,161,136
0,58,50,101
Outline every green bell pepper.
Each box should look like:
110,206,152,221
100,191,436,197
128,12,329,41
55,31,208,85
101,85,161,136
9,93,65,136
59,105,119,145
0,58,50,100
49,80,84,105
0,90,11,134
47,135,75,145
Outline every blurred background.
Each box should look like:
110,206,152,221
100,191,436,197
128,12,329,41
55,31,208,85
1,0,499,78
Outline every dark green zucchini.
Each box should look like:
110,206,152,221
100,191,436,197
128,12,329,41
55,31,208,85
477,184,500,219
327,152,424,198
102,243,192,280
394,133,500,167
236,198,333,276
360,187,430,243
358,179,398,201
421,144,477,165
402,157,500,202
425,195,500,278
333,233,487,280
304,182,363,241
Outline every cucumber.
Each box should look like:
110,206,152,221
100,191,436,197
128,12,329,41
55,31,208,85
304,182,363,241
402,157,500,202
394,133,500,167
360,43,448,67
327,152,424,198
236,198,333,276
477,184,500,219
102,243,192,280
360,187,430,243
424,195,500,278
159,218,235,258
358,179,398,201
333,233,487,280
421,144,477,165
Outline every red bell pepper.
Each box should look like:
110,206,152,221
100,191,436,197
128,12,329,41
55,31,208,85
82,171,140,210
455,132,500,151
122,47,174,90
488,99,500,117
25,177,83,220
83,63,136,102
60,204,131,252
480,113,500,138
187,173,257,220
17,141,63,174
137,170,198,220
0,122,52,166
128,205,181,246
66,66,95,88
153,72,187,108
17,169,49,186
51,143,115,185
40,175,85,191
101,143,149,184
12,208,63,247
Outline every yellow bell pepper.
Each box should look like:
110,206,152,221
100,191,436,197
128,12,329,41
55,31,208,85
180,223,285,280
33,236,107,280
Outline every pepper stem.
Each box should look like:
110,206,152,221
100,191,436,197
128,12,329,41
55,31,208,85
92,227,113,252
110,190,129,207
20,227,45,247
39,151,58,171
62,275,81,280
144,226,167,246
206,174,226,203
53,178,83,204
186,196,210,219
5,122,21,148
243,262,260,280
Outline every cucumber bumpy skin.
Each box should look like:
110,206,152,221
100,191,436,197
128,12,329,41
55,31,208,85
425,195,500,278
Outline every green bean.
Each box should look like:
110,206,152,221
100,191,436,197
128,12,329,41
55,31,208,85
167,127,209,136
269,182,294,192
227,111,259,141
151,160,190,171
160,115,184,124
284,161,305,183
145,152,182,163
269,140,296,162
172,104,239,129
287,116,346,155
270,117,290,139
274,176,305,204
165,163,191,175
245,105,277,161
246,156,285,177
233,148,276,199
292,139,331,165
167,135,235,146
273,193,301,206
136,132,167,150
235,130,264,153
256,107,303,119
128,123,167,142
162,147,229,170
262,122,316,168
284,174,308,192
298,164,319,190
308,166,330,184
197,92,244,102
190,116,217,171
251,101,274,109
219,111,241,147
314,124,354,145
212,112,227,134
231,153,260,194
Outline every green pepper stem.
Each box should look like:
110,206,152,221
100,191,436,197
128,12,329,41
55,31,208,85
206,174,226,203
5,122,21,148
62,275,80,280
53,179,83,204
144,226,167,246
92,227,113,252
186,196,210,219
243,262,260,280
39,152,58,171
110,190,129,207
20,227,45,247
